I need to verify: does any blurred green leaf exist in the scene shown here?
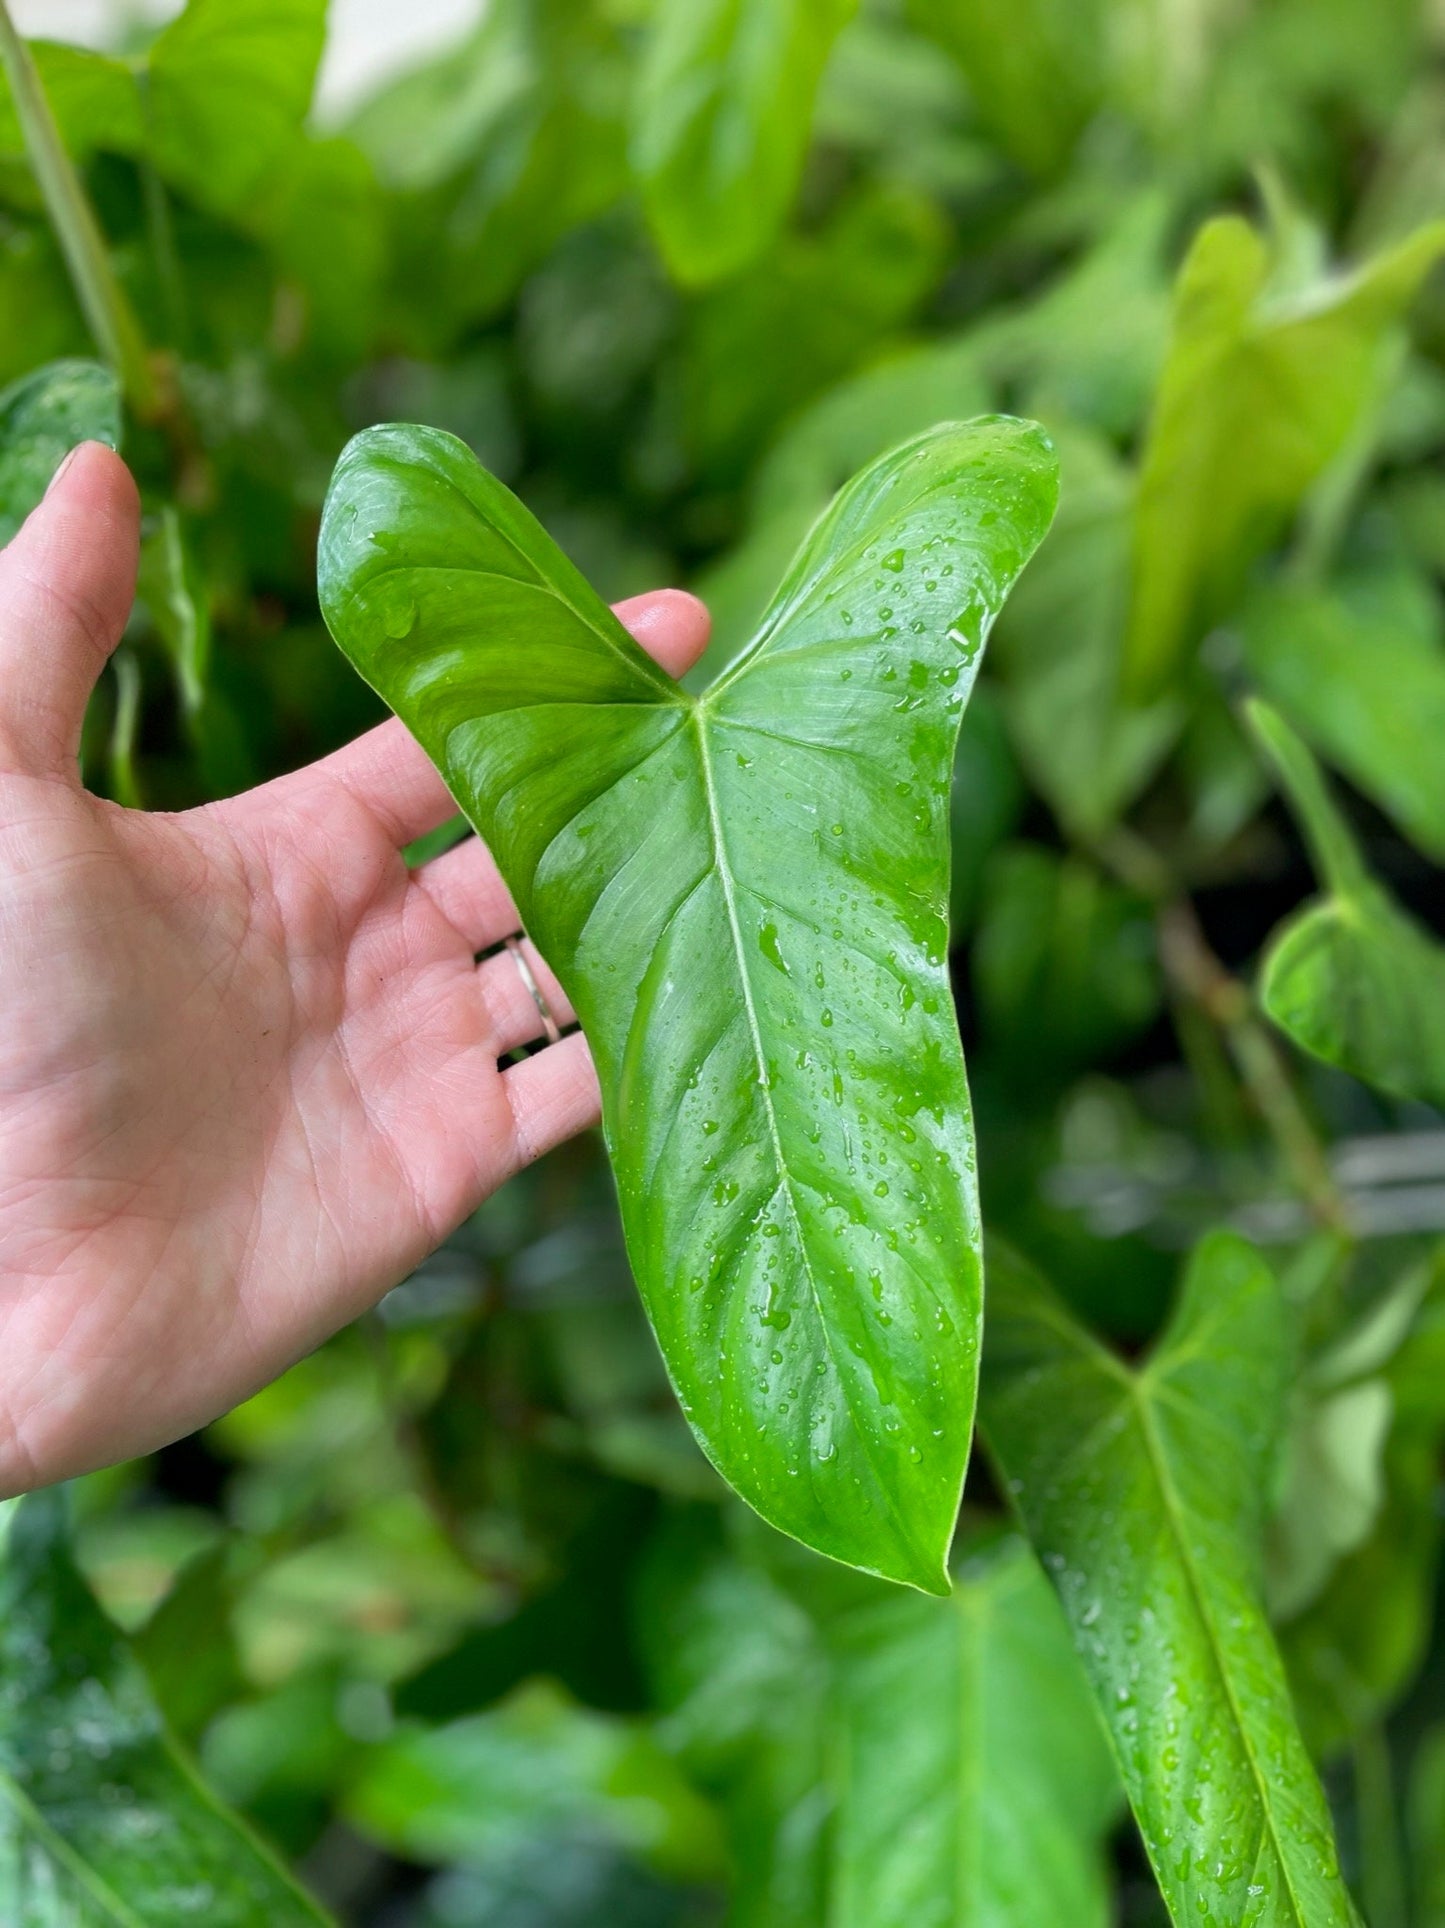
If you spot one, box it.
[1265,1255,1435,1622]
[828,1537,1118,1925]
[146,0,328,218]
[346,1680,723,1880]
[1125,213,1445,698]
[0,356,118,543]
[133,1544,246,1743]
[1411,1724,1445,1926]
[981,1233,1361,1927]
[1280,1246,1445,1760]
[683,180,951,479]
[1266,1385,1392,1622]
[974,843,1161,1078]
[358,0,631,340]
[907,0,1102,177]
[320,417,1058,1591]
[989,424,1181,839]
[0,1491,332,1925]
[692,333,990,676]
[644,1519,1118,1926]
[1247,700,1445,1110]
[632,0,857,287]
[0,42,141,178]
[948,684,1025,939]
[815,13,993,200]
[1240,575,1445,864]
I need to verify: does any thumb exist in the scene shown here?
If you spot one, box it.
[0,441,141,777]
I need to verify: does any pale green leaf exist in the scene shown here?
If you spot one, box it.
[981,1233,1361,1927]
[319,417,1059,1589]
[147,0,328,216]
[0,43,142,171]
[1125,214,1445,697]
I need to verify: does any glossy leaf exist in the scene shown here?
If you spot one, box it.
[981,1233,1361,1927]
[0,358,119,545]
[1240,577,1445,864]
[1247,701,1445,1109]
[632,0,859,287]
[644,1520,1117,1927]
[319,416,1059,1590]
[692,335,990,678]
[0,1492,331,1926]
[1124,214,1445,698]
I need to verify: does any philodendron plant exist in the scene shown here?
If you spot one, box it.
[319,417,1058,1590]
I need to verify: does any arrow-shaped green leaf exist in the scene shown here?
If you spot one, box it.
[641,1519,1119,1928]
[319,417,1058,1590]
[981,1233,1361,1928]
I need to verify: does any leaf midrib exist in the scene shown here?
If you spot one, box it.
[0,1766,144,1927]
[690,706,920,1568]
[1129,1387,1315,1926]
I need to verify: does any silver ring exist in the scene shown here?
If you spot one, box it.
[504,934,561,1045]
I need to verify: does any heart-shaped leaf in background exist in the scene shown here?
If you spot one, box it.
[981,1233,1361,1928]
[1246,699,1445,1110]
[319,417,1058,1590]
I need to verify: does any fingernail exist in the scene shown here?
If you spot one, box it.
[44,444,84,499]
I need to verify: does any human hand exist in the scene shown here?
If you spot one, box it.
[0,444,710,1493]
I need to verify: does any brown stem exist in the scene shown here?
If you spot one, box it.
[1158,899,1352,1235]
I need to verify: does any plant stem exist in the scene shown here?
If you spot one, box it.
[0,0,157,417]
[1092,826,1352,1233]
[1157,898,1353,1235]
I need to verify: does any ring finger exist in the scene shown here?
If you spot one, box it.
[476,933,577,1057]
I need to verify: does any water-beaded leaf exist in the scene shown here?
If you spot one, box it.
[0,359,119,545]
[981,1234,1361,1927]
[1247,700,1445,1110]
[0,1492,331,1926]
[319,417,1059,1591]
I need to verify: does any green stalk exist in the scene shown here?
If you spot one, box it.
[0,0,157,417]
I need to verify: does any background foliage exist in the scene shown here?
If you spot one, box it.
[2,0,1445,1921]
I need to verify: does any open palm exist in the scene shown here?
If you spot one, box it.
[0,444,709,1493]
